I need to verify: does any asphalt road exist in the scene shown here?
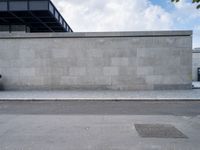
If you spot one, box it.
[0,101,200,116]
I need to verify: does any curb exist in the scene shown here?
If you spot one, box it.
[0,98,200,101]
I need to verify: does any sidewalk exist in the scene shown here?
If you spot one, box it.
[0,89,200,101]
[0,114,200,150]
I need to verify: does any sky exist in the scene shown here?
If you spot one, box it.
[51,0,200,48]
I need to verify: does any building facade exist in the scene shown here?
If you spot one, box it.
[0,0,73,33]
[0,1,194,91]
[193,48,200,81]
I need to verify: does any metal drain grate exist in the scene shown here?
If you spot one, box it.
[135,124,188,139]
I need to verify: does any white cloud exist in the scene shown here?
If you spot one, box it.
[51,0,199,47]
[172,0,200,24]
[172,0,200,48]
[194,26,200,48]
[52,0,173,32]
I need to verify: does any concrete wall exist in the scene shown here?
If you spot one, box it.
[0,31,192,91]
[193,50,200,81]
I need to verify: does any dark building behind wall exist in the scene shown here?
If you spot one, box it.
[0,0,73,33]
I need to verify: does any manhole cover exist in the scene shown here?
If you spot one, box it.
[135,124,188,139]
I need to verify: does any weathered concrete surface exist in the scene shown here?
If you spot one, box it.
[0,31,192,90]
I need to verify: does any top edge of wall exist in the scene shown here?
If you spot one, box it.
[0,30,192,39]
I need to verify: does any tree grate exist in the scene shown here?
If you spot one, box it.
[135,124,188,139]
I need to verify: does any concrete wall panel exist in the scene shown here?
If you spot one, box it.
[0,31,192,90]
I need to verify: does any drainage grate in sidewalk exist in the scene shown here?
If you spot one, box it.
[135,124,188,139]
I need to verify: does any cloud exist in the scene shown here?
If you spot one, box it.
[194,25,200,48]
[52,0,173,32]
[172,0,200,48]
[172,0,200,24]
[51,0,199,47]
